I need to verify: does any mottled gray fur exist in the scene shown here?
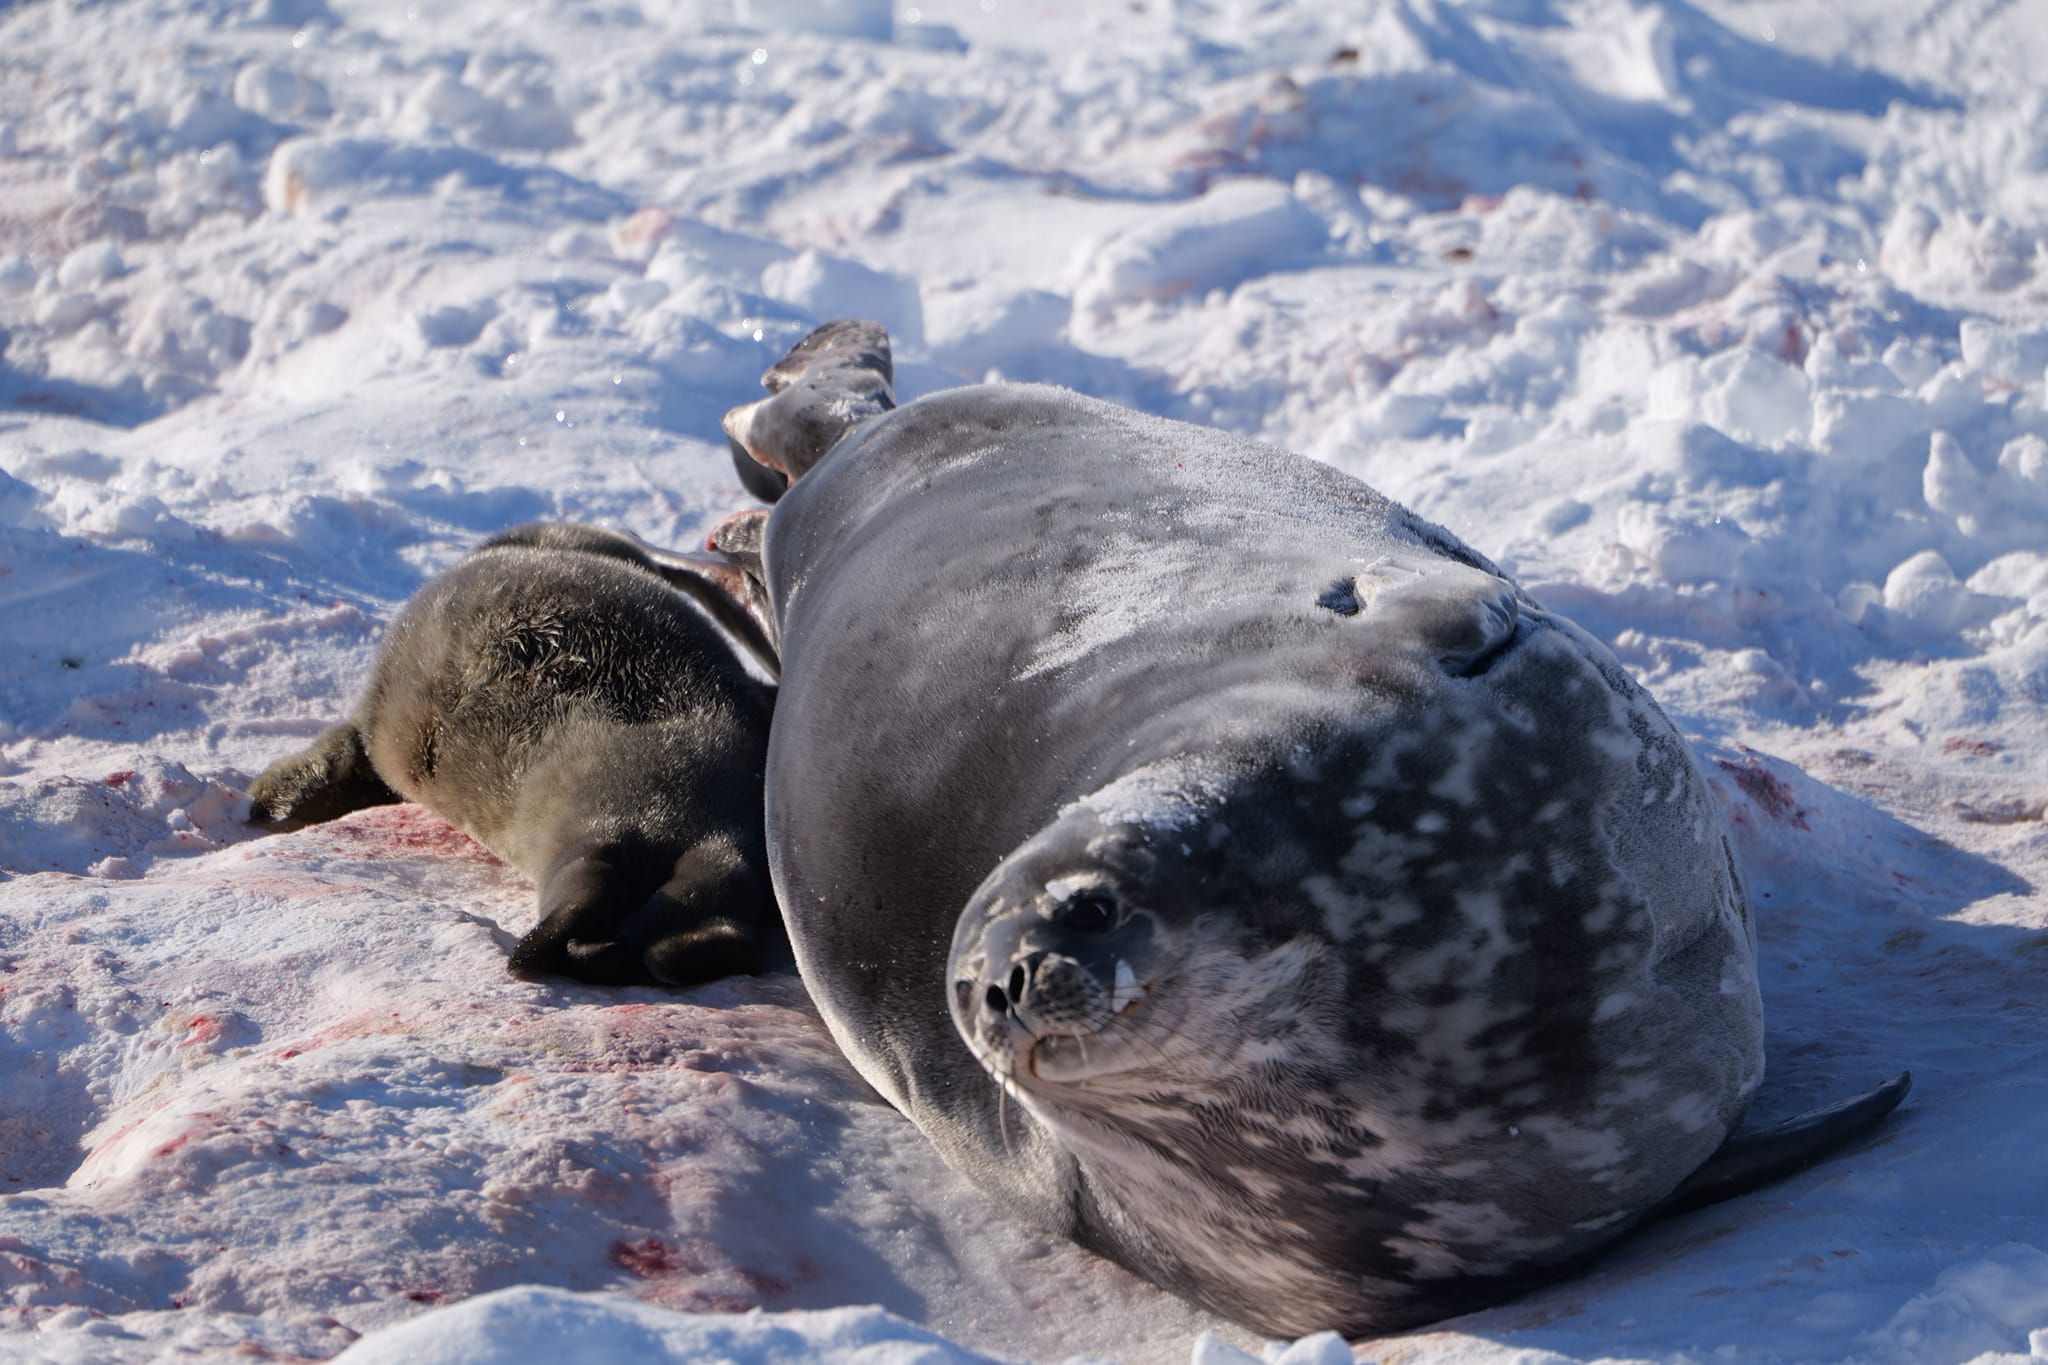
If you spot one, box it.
[730,322,1903,1338]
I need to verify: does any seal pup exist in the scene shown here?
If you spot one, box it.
[719,320,1908,1336]
[248,522,782,989]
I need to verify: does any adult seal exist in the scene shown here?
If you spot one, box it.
[720,321,1908,1337]
[247,522,783,989]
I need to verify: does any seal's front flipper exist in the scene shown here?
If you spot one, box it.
[247,722,403,826]
[723,318,894,489]
[512,836,785,990]
[1660,1071,1912,1217]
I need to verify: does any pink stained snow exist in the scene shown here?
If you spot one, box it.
[1,0,2046,1362]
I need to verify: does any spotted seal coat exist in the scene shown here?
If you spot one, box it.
[247,522,782,988]
[716,320,1906,1337]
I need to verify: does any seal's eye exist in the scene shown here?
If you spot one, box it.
[1054,892,1117,934]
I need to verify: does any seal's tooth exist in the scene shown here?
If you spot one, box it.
[1113,959,1146,1013]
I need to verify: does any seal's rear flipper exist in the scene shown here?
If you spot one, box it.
[511,836,787,989]
[1659,1071,1912,1217]
[723,319,894,490]
[247,722,404,825]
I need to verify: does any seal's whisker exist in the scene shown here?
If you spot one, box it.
[996,1074,1016,1160]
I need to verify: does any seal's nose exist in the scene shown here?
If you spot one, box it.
[968,944,1106,1038]
[985,950,1047,1017]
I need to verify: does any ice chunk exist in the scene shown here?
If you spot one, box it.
[1923,430,1996,533]
[1074,180,1328,313]
[412,300,498,349]
[0,468,52,530]
[233,62,332,122]
[332,1289,1012,1364]
[35,291,99,335]
[733,0,892,40]
[760,249,924,350]
[1882,550,1984,637]
[1866,1244,2048,1363]
[0,253,34,296]
[924,286,1069,375]
[56,240,125,291]
[133,289,253,379]
[1700,346,1811,447]
[1959,318,2048,389]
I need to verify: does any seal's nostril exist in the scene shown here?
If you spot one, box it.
[1007,964,1027,1004]
[984,984,1008,1015]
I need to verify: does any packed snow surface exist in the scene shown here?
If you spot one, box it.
[2,0,2047,1360]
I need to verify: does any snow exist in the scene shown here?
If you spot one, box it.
[0,0,2045,1361]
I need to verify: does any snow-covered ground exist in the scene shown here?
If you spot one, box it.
[3,0,2047,1360]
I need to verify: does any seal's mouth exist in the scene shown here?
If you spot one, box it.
[1024,961,1151,1084]
[957,949,1161,1089]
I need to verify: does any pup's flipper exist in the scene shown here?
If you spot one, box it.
[247,722,403,825]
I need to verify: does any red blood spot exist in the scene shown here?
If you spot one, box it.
[404,1289,446,1303]
[1943,736,2000,758]
[105,770,134,787]
[1716,759,1811,831]
[154,1133,193,1159]
[176,1016,221,1049]
[610,1237,682,1276]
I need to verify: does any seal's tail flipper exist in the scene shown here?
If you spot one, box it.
[723,319,894,494]
[247,722,404,826]
[1659,1071,1912,1217]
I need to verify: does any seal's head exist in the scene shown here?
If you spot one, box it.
[950,788,1346,1107]
[947,772,1393,1331]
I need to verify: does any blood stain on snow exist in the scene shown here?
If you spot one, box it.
[175,1015,221,1048]
[610,1235,686,1276]
[1943,736,2001,758]
[1717,759,1811,831]
[310,805,497,863]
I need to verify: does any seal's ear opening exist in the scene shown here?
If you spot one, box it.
[512,836,787,989]
[722,318,895,488]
